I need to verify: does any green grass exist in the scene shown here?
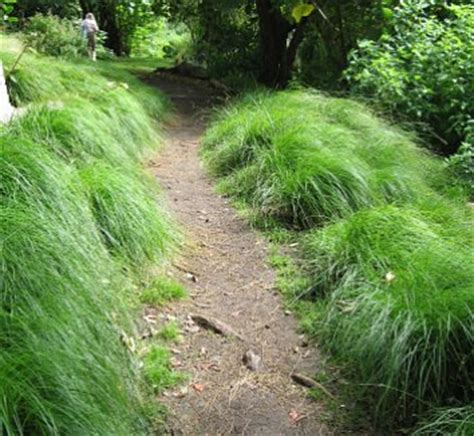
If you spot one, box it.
[202,91,449,228]
[143,346,186,393]
[204,89,473,432]
[140,277,187,307]
[414,406,474,435]
[158,322,183,343]
[0,138,145,434]
[79,162,175,271]
[301,202,474,426]
[1,35,178,433]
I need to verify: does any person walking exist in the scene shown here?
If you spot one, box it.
[81,13,99,62]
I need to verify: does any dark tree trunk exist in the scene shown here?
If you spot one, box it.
[256,0,308,88]
[256,0,291,87]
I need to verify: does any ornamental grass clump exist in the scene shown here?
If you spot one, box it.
[0,138,145,434]
[203,91,445,228]
[414,405,474,435]
[302,203,474,425]
[9,94,155,165]
[79,161,175,270]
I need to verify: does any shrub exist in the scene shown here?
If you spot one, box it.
[447,133,474,199]
[0,138,145,434]
[302,203,474,426]
[203,90,446,228]
[23,13,110,59]
[131,19,191,60]
[346,2,474,155]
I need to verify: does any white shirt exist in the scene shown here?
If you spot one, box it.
[81,18,99,37]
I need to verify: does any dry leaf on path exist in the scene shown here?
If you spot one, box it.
[192,383,205,393]
[288,410,300,425]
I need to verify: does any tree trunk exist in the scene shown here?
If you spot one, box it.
[256,0,308,88]
[256,0,291,87]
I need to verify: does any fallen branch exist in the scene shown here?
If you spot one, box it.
[190,314,245,341]
[291,373,336,400]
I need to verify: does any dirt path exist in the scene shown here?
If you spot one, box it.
[148,74,332,435]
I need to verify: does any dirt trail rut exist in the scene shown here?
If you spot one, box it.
[148,74,332,435]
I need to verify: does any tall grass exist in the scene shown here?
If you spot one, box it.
[2,45,167,118]
[79,161,175,270]
[414,406,474,435]
[203,89,473,431]
[0,138,145,434]
[1,36,177,433]
[8,95,154,165]
[302,203,474,426]
[203,91,446,228]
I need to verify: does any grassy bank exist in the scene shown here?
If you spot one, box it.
[202,91,474,431]
[1,37,180,433]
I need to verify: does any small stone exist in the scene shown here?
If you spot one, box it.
[173,387,188,398]
[243,350,261,371]
[284,310,292,316]
[186,273,198,283]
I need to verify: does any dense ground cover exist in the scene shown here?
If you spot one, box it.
[0,37,180,433]
[203,91,474,432]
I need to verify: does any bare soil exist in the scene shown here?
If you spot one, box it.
[148,74,335,435]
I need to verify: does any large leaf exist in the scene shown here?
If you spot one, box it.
[292,3,315,23]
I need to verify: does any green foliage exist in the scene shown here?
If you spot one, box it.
[140,277,187,307]
[158,322,183,343]
[131,18,191,60]
[23,14,99,58]
[297,0,387,90]
[79,162,174,270]
[1,0,18,24]
[447,137,474,199]
[0,36,176,433]
[0,138,146,434]
[14,0,153,56]
[14,0,80,19]
[203,90,445,228]
[414,406,474,435]
[346,2,474,155]
[143,346,185,393]
[302,203,474,426]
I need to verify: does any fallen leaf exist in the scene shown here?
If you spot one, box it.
[192,383,205,393]
[288,410,300,425]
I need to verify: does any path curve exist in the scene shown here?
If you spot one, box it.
[148,74,331,436]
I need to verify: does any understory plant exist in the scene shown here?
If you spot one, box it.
[79,162,174,270]
[203,88,473,432]
[203,90,446,228]
[346,2,474,155]
[0,138,145,434]
[1,35,177,433]
[302,203,474,425]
